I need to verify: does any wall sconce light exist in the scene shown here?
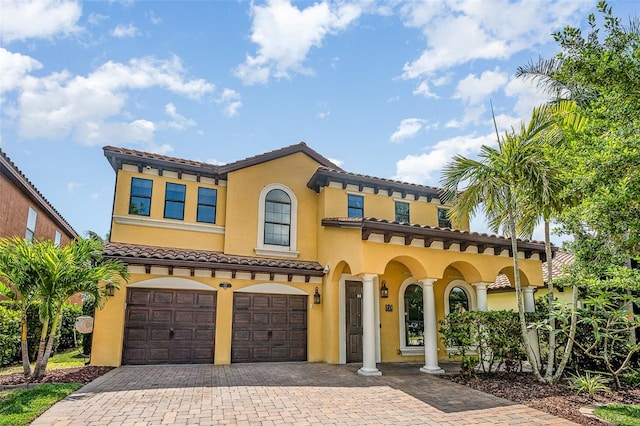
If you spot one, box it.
[105,283,115,297]
[380,280,389,298]
[219,281,232,289]
[313,287,321,304]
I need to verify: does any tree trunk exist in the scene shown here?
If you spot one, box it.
[31,319,49,379]
[544,220,556,380]
[20,311,31,377]
[508,207,544,382]
[553,284,578,383]
[37,306,63,377]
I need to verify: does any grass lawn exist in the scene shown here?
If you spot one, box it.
[594,404,640,426]
[0,383,82,426]
[0,348,89,376]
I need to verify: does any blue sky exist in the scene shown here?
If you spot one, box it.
[1,0,637,242]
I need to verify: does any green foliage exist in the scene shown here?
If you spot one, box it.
[568,371,611,396]
[57,304,82,351]
[439,310,527,375]
[0,305,20,367]
[594,404,640,426]
[0,383,82,426]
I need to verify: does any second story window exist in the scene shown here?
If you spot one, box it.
[395,201,410,223]
[438,207,452,228]
[348,194,364,218]
[129,177,153,216]
[197,187,217,223]
[264,189,291,246]
[54,231,61,246]
[25,207,37,242]
[164,182,186,220]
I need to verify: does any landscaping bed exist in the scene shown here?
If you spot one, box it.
[0,366,113,388]
[445,372,640,425]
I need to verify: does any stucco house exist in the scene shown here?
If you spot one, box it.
[92,142,553,375]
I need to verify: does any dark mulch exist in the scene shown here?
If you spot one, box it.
[444,372,640,425]
[0,366,113,387]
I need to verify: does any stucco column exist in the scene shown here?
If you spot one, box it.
[420,278,444,374]
[522,286,541,368]
[523,287,536,312]
[473,282,489,311]
[358,274,381,376]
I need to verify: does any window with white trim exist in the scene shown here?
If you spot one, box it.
[25,207,37,242]
[437,207,452,228]
[54,231,61,246]
[398,279,425,355]
[444,281,476,315]
[347,194,364,218]
[255,184,298,258]
[395,201,410,222]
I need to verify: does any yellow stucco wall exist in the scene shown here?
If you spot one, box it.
[110,168,227,252]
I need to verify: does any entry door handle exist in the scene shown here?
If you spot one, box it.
[169,328,174,338]
[268,330,273,340]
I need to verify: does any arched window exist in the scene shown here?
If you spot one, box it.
[255,184,299,258]
[264,189,291,246]
[404,284,424,347]
[444,281,476,315]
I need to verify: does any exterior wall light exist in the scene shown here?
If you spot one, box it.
[105,283,115,297]
[380,280,389,298]
[219,281,232,289]
[313,287,321,304]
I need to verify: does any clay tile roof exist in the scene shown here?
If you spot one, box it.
[489,250,575,290]
[103,242,324,276]
[0,148,78,238]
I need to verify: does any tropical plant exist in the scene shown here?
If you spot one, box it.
[31,237,128,378]
[440,104,563,382]
[568,371,611,396]
[0,238,39,376]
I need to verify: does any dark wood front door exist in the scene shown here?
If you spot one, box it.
[123,288,216,365]
[345,281,363,363]
[231,293,307,363]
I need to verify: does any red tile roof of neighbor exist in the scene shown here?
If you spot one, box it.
[489,251,575,290]
[103,242,325,278]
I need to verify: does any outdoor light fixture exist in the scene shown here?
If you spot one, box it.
[313,287,321,304]
[380,280,389,298]
[219,281,232,289]
[105,283,115,297]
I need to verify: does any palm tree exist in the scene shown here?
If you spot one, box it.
[0,237,38,377]
[31,237,128,378]
[440,105,558,382]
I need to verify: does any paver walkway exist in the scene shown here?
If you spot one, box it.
[32,363,577,425]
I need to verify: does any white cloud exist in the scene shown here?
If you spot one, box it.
[454,69,508,105]
[400,0,591,80]
[235,0,361,85]
[412,81,438,99]
[13,55,214,149]
[394,133,497,185]
[0,48,43,93]
[88,12,108,26]
[67,181,81,192]
[111,24,139,38]
[1,0,82,43]
[327,157,343,168]
[164,103,196,130]
[216,88,242,117]
[504,77,551,119]
[390,118,432,143]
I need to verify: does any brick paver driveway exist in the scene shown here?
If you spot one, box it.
[32,363,577,425]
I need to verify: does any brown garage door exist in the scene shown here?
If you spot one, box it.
[123,288,216,365]
[232,293,307,363]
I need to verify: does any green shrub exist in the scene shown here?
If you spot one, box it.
[0,305,21,366]
[57,304,82,351]
[568,371,612,396]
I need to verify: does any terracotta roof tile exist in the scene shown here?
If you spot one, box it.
[489,251,575,290]
[103,242,324,275]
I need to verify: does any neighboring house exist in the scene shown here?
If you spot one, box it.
[93,142,552,375]
[488,251,575,310]
[0,148,77,244]
[0,148,80,303]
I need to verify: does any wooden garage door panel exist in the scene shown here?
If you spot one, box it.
[231,293,307,363]
[123,288,216,365]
